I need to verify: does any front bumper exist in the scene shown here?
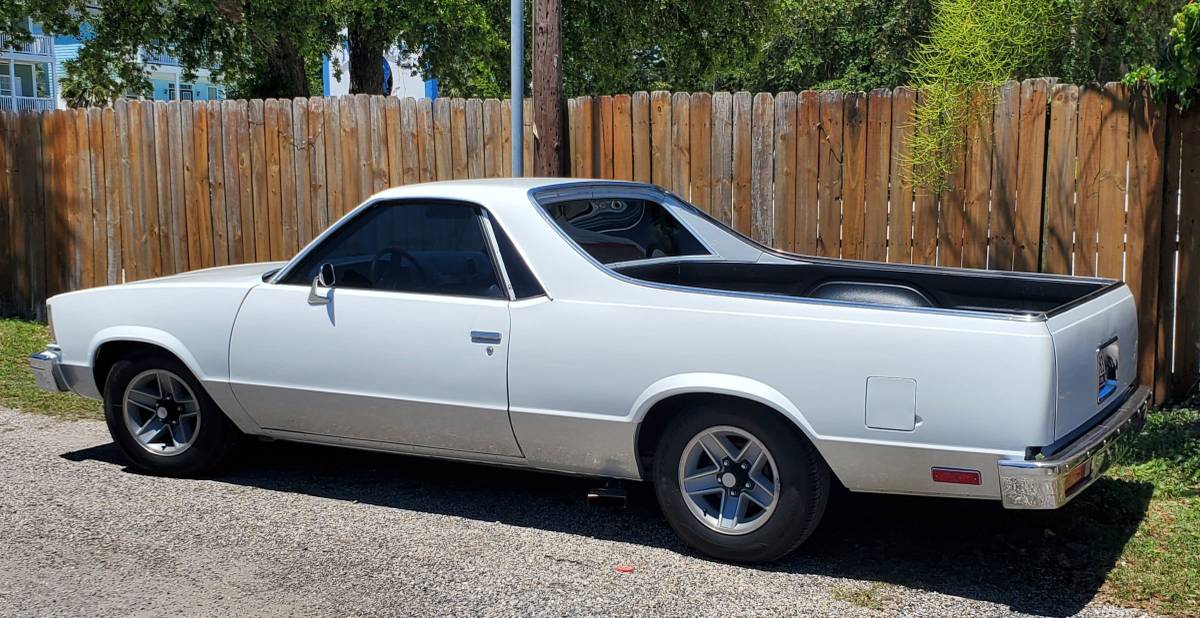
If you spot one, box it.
[997,385,1149,509]
[29,346,69,393]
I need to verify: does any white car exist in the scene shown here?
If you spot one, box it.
[30,178,1149,562]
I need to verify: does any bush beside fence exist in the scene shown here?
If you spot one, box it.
[0,83,1198,401]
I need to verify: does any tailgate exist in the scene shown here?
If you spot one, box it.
[1045,284,1138,441]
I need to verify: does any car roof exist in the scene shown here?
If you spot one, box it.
[367,177,652,203]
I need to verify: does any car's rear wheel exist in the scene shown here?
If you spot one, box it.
[103,352,241,476]
[652,402,830,563]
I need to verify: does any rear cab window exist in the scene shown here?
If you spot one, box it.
[541,198,710,264]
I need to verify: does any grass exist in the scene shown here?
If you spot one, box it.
[0,318,1196,614]
[0,318,100,420]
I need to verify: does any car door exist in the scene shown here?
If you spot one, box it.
[227,200,522,457]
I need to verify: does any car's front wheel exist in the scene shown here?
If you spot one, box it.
[103,352,241,476]
[652,402,830,563]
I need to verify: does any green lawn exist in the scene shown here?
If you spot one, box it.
[0,318,1195,615]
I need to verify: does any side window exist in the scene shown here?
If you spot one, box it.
[541,198,709,264]
[489,220,545,299]
[281,201,505,298]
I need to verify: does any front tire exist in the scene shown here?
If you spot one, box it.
[652,402,830,563]
[103,352,241,476]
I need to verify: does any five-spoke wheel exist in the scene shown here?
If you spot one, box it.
[678,425,779,534]
[122,369,202,456]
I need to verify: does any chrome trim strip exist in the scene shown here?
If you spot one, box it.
[997,385,1149,509]
[478,210,516,301]
[526,183,1088,323]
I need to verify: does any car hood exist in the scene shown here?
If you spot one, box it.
[124,262,289,287]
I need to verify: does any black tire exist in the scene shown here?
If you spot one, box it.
[652,401,830,563]
[103,351,242,476]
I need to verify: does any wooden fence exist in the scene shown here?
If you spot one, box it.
[0,83,1198,402]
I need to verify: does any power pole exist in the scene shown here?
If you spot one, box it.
[533,0,563,177]
[510,0,524,176]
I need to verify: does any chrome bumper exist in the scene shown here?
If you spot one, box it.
[997,386,1149,509]
[28,346,69,393]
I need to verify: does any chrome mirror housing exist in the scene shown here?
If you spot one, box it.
[308,263,336,305]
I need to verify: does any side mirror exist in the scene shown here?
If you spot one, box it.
[318,262,336,288]
[308,263,336,305]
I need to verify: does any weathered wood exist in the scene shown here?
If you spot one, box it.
[597,95,615,180]
[566,98,579,177]
[320,96,342,224]
[989,81,1020,270]
[1042,85,1079,274]
[731,92,752,236]
[231,100,254,262]
[579,96,595,178]
[841,92,867,261]
[771,92,796,250]
[164,104,186,271]
[816,91,843,258]
[631,92,651,184]
[73,110,94,287]
[1014,79,1048,272]
[367,96,388,192]
[501,99,512,176]
[218,101,243,267]
[1174,106,1200,397]
[1126,89,1165,391]
[0,113,10,310]
[450,98,469,180]
[671,92,691,196]
[1097,82,1130,279]
[1158,104,1184,401]
[533,0,564,176]
[276,99,298,256]
[961,88,994,270]
[307,98,329,234]
[650,91,671,187]
[416,98,436,182]
[190,101,215,269]
[264,99,284,261]
[116,101,138,281]
[354,95,372,199]
[613,94,633,181]
[465,98,485,179]
[888,87,916,264]
[750,93,774,245]
[292,98,312,246]
[1075,84,1104,277]
[338,96,360,206]
[796,91,820,256]
[711,92,734,226]
[938,141,967,268]
[483,98,504,178]
[205,100,229,267]
[433,98,453,181]
[689,93,713,214]
[399,98,420,185]
[863,89,891,262]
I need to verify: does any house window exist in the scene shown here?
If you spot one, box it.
[207,86,218,100]
[166,83,193,101]
[0,75,20,98]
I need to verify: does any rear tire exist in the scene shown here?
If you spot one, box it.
[652,401,830,563]
[103,352,241,476]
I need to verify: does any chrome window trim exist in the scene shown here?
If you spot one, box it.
[527,182,1113,323]
[478,210,516,301]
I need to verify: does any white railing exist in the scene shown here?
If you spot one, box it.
[142,51,181,66]
[0,96,56,112]
[0,34,54,57]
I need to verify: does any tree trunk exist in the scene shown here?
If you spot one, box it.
[533,0,564,176]
[348,23,389,95]
[254,34,310,98]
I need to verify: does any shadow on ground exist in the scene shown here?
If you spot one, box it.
[63,440,1151,617]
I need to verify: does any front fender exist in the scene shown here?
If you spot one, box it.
[89,326,210,382]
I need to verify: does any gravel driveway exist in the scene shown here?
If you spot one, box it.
[0,407,1152,617]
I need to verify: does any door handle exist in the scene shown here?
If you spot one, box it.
[470,331,503,344]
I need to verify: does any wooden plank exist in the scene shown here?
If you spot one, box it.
[689,93,713,213]
[863,89,891,262]
[250,99,272,258]
[190,101,215,269]
[277,99,299,256]
[1097,82,1130,279]
[566,98,579,176]
[1173,106,1200,396]
[164,103,187,272]
[178,101,198,270]
[100,107,123,283]
[817,91,844,258]
[523,98,534,176]
[338,96,360,206]
[771,92,796,250]
[731,92,753,236]
[483,98,504,178]
[989,81,1020,270]
[840,93,867,260]
[417,98,436,182]
[86,109,109,284]
[382,97,402,187]
[650,91,671,187]
[465,98,484,179]
[710,92,734,226]
[399,98,420,185]
[887,87,916,263]
[613,95,633,181]
[0,113,10,309]
[631,92,651,183]
[1126,89,1166,391]
[72,110,94,288]
[1042,84,1079,274]
[205,100,229,267]
[292,98,312,247]
[116,101,138,281]
[132,103,159,279]
[1013,79,1049,271]
[151,103,174,274]
[18,113,40,311]
[307,98,329,234]
[1158,104,1183,401]
[40,112,60,299]
[579,96,595,178]
[750,93,774,245]
[597,95,615,179]
[450,98,468,180]
[794,91,820,255]
[11,114,30,307]
[1075,84,1104,276]
[501,99,512,176]
[671,92,691,196]
[354,95,372,199]
[961,88,994,270]
[231,100,255,262]
[367,96,388,193]
[264,99,284,260]
[320,97,342,223]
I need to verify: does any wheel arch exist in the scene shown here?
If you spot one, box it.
[630,374,826,478]
[89,327,209,392]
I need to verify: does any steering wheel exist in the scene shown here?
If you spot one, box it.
[369,245,430,289]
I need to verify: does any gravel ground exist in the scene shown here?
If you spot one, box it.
[0,407,1155,617]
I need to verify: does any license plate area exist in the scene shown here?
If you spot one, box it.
[1097,337,1119,403]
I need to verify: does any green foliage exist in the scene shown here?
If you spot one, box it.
[1057,0,1184,84]
[1125,1,1200,108]
[906,0,1062,192]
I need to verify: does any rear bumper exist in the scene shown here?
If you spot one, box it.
[997,385,1149,509]
[28,346,69,393]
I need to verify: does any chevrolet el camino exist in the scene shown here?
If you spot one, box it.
[30,179,1149,562]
